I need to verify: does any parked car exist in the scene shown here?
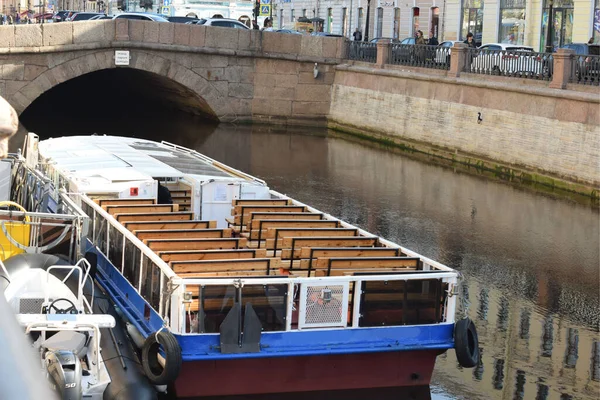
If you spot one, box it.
[562,43,600,83]
[390,37,416,63]
[168,16,198,24]
[112,13,169,22]
[275,29,303,35]
[434,40,462,64]
[186,18,249,29]
[67,12,104,21]
[89,14,109,20]
[311,32,343,37]
[470,43,544,76]
[369,37,399,43]
[52,10,74,22]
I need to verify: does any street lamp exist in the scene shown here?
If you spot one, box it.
[545,0,553,53]
[363,0,371,41]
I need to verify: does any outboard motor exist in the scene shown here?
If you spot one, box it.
[45,350,83,400]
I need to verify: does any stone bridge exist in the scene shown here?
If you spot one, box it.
[0,21,346,123]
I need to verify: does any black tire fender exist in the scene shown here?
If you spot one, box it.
[141,330,182,385]
[454,318,479,368]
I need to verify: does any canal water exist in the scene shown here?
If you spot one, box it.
[17,109,600,400]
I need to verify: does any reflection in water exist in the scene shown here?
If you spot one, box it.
[514,370,526,400]
[492,359,505,390]
[542,316,554,358]
[20,118,600,400]
[564,329,579,368]
[519,309,531,339]
[592,342,600,382]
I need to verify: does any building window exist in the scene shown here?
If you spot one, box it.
[499,0,526,45]
[358,7,364,35]
[393,8,400,39]
[412,7,420,36]
[302,9,306,17]
[291,9,295,22]
[327,8,333,33]
[461,0,484,45]
[593,0,600,44]
[430,7,440,39]
[540,0,574,52]
[342,7,348,37]
[376,7,383,38]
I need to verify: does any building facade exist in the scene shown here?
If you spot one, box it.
[274,0,598,51]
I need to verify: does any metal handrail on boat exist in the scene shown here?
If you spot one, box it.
[176,271,458,333]
[77,194,176,322]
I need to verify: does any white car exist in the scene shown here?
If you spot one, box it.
[112,12,169,22]
[470,43,546,76]
[185,18,249,29]
[435,40,462,64]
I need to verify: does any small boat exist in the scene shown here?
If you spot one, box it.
[0,193,158,398]
[17,133,479,397]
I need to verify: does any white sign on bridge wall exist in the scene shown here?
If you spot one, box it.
[114,50,130,66]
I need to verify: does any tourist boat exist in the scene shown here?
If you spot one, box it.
[18,132,479,397]
[0,164,158,399]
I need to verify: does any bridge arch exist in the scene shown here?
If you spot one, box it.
[11,49,236,121]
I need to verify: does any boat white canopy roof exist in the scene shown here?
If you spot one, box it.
[38,135,246,182]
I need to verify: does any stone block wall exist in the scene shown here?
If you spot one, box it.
[330,67,600,188]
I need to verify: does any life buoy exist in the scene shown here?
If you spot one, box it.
[141,330,182,385]
[454,317,479,368]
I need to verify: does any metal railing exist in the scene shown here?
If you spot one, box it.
[176,272,458,334]
[466,48,553,80]
[347,41,377,63]
[569,54,600,86]
[78,194,177,324]
[390,44,451,70]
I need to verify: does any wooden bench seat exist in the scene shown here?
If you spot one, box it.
[278,237,380,260]
[172,258,279,275]
[124,220,216,232]
[311,257,420,276]
[246,219,339,241]
[158,249,267,263]
[105,204,178,215]
[145,238,247,251]
[232,199,291,206]
[264,228,360,251]
[134,229,232,241]
[97,198,155,207]
[287,247,404,271]
[231,205,307,226]
[115,212,194,223]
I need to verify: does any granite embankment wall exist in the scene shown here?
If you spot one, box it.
[329,64,600,193]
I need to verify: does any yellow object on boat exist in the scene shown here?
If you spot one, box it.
[0,201,31,261]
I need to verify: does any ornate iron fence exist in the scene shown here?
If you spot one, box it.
[390,44,451,70]
[569,54,600,86]
[466,48,553,81]
[348,41,378,63]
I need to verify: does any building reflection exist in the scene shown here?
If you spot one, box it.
[433,279,599,400]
